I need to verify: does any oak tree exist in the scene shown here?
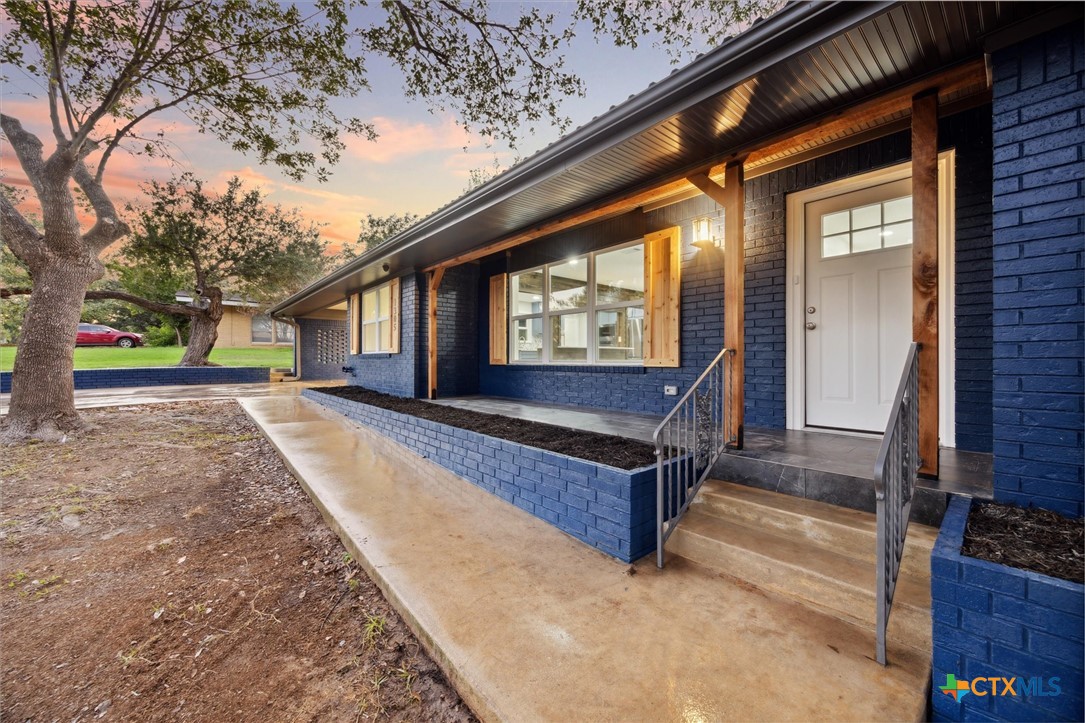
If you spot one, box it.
[88,174,327,366]
[0,0,581,441]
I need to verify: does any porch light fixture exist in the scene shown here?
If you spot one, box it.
[692,216,723,250]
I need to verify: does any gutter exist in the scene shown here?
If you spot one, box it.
[271,1,894,317]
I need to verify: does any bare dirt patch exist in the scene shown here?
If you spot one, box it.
[314,385,657,470]
[1,400,475,722]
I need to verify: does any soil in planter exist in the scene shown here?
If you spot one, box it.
[314,386,657,470]
[962,501,1083,583]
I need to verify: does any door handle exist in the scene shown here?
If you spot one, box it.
[805,322,817,330]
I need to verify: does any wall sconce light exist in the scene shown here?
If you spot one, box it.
[692,216,723,250]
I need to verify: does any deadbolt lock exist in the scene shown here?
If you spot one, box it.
[806,306,816,314]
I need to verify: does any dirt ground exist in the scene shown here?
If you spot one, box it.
[0,401,475,722]
[315,386,657,469]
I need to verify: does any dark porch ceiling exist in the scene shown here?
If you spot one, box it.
[274,1,1070,319]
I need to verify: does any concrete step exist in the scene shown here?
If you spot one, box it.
[281,376,299,382]
[269,372,286,382]
[669,507,931,652]
[692,479,937,578]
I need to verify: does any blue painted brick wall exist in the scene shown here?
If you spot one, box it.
[931,496,1084,722]
[346,273,423,397]
[297,317,348,381]
[991,26,1085,517]
[1,366,269,393]
[420,264,479,397]
[303,388,657,562]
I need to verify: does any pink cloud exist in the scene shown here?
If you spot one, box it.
[346,115,474,164]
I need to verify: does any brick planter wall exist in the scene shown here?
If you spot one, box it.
[0,366,269,393]
[302,388,657,562]
[931,496,1084,722]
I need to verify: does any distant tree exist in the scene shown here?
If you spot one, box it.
[85,175,327,366]
[0,242,30,346]
[338,212,421,262]
[464,157,508,194]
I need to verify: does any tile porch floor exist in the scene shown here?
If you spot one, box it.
[429,395,993,498]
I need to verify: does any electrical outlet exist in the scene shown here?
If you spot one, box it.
[664,385,678,396]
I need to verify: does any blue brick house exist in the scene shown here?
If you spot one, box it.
[275,3,1082,714]
[278,0,1081,512]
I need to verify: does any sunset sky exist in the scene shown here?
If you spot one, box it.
[2,5,704,252]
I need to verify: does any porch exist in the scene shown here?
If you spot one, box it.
[429,395,993,526]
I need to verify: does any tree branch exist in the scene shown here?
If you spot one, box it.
[0,193,46,266]
[70,1,172,155]
[43,0,77,140]
[83,289,199,317]
[1,114,48,194]
[72,158,130,251]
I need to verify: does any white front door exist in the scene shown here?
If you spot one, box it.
[803,178,914,433]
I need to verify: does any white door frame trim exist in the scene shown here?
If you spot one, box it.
[785,152,957,446]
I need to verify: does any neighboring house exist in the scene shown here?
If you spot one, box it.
[273,1,1083,713]
[174,292,296,348]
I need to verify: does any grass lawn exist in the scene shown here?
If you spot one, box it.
[0,346,292,371]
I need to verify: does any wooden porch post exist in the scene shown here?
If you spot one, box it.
[428,268,445,399]
[912,91,939,477]
[723,161,745,449]
[687,162,746,448]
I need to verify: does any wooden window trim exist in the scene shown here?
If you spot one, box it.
[360,278,401,354]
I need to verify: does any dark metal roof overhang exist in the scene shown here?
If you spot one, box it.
[273,1,1068,319]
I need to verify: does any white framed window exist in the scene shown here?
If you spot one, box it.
[820,194,913,258]
[361,281,394,353]
[509,240,645,365]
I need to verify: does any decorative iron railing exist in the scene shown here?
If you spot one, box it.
[654,347,737,568]
[873,342,921,665]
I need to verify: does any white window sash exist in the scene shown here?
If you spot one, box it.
[508,240,645,366]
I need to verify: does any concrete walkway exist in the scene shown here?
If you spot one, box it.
[242,396,930,723]
[0,380,337,415]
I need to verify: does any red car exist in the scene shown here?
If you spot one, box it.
[76,323,144,348]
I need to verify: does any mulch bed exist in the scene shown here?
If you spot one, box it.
[962,501,1084,583]
[313,386,657,470]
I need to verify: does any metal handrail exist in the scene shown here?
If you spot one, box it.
[873,342,922,666]
[654,347,737,568]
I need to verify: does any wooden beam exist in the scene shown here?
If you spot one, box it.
[912,90,939,477]
[686,172,730,207]
[722,162,745,450]
[746,58,986,168]
[427,267,445,399]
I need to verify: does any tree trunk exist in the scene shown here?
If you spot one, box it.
[178,287,223,366]
[174,325,183,347]
[1,256,102,443]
